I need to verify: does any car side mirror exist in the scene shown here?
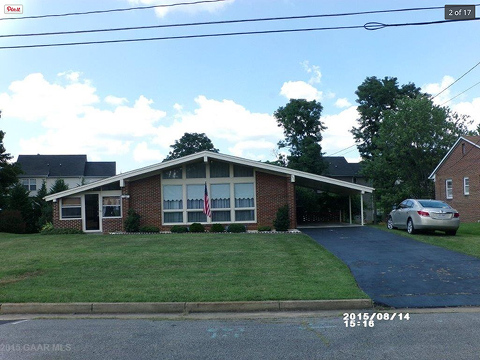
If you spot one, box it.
[392,204,397,210]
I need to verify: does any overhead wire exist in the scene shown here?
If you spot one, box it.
[0,0,228,21]
[0,18,478,50]
[432,60,480,100]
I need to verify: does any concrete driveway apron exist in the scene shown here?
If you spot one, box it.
[302,227,480,308]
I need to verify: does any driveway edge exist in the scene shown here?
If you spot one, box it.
[0,299,372,314]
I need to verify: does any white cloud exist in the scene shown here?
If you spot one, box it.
[422,75,455,105]
[280,81,322,101]
[133,142,165,162]
[452,97,480,130]
[322,106,359,157]
[301,61,322,84]
[105,95,128,106]
[57,70,82,82]
[1,72,166,163]
[127,0,234,18]
[228,140,277,160]
[334,98,351,108]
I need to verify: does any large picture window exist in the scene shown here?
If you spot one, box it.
[210,161,230,178]
[187,184,206,223]
[61,197,81,219]
[234,183,255,221]
[102,196,121,217]
[163,185,183,223]
[186,162,206,178]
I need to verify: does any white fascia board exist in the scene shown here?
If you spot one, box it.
[428,136,480,179]
[44,151,374,201]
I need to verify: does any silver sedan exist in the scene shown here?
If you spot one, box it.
[387,199,460,235]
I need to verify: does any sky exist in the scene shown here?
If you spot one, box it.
[1,0,479,174]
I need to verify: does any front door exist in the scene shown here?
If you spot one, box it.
[85,194,100,231]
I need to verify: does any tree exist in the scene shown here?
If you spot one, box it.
[363,95,470,214]
[164,133,219,161]
[7,183,36,233]
[0,131,21,209]
[351,76,422,160]
[274,99,327,175]
[34,181,50,229]
[49,179,69,194]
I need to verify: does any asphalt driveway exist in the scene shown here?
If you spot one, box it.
[302,226,480,308]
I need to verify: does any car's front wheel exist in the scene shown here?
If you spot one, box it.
[387,216,394,230]
[407,218,416,234]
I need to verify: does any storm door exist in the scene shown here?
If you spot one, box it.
[85,194,100,231]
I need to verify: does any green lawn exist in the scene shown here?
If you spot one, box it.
[0,232,368,303]
[374,222,480,259]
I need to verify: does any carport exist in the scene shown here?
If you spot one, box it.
[289,171,374,227]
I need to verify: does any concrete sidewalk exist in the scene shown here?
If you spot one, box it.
[0,299,372,315]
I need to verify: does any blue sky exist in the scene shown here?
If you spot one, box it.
[1,0,479,173]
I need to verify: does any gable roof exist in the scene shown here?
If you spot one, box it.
[16,155,116,178]
[324,156,362,177]
[428,136,480,179]
[45,151,374,202]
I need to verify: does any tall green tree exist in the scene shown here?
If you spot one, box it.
[164,133,219,161]
[274,99,327,175]
[364,95,470,214]
[8,183,36,233]
[0,131,21,209]
[351,76,422,160]
[49,179,69,194]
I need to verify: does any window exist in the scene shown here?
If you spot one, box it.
[102,196,121,217]
[162,167,182,179]
[21,178,36,191]
[186,162,206,178]
[187,184,206,223]
[464,177,470,195]
[446,179,453,199]
[211,184,230,209]
[210,161,230,178]
[234,183,255,221]
[163,185,183,209]
[61,197,81,219]
[462,143,466,155]
[234,165,253,177]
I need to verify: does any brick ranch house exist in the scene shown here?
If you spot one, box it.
[429,135,480,223]
[45,151,374,233]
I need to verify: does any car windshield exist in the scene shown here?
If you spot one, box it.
[417,200,451,209]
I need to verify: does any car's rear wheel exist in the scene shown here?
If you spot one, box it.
[407,218,416,234]
[387,216,394,230]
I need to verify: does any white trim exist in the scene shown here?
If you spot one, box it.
[464,177,469,195]
[446,179,453,199]
[429,136,480,179]
[45,151,374,202]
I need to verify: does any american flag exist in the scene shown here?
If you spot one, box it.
[203,182,211,218]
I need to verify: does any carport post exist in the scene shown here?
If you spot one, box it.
[360,191,364,225]
[348,196,352,224]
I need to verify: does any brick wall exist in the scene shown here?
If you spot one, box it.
[435,139,480,222]
[103,218,123,233]
[52,201,82,231]
[125,175,162,229]
[256,171,296,229]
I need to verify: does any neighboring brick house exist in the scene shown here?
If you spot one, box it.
[429,136,480,222]
[45,151,374,233]
[16,155,116,196]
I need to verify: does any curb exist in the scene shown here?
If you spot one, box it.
[0,299,372,315]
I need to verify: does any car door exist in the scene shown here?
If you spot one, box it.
[395,200,411,228]
[392,200,408,227]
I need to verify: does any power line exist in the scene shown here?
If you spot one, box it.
[0,0,227,21]
[0,9,467,39]
[0,18,478,50]
[432,60,480,99]
[441,80,480,106]
[328,144,357,156]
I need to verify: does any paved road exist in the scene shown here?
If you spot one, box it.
[302,227,480,308]
[1,312,479,359]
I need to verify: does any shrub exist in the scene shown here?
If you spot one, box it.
[124,209,141,232]
[273,204,290,231]
[227,224,246,233]
[40,227,84,235]
[171,225,189,233]
[258,225,272,232]
[210,223,225,233]
[139,225,160,233]
[0,210,27,234]
[189,223,205,233]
